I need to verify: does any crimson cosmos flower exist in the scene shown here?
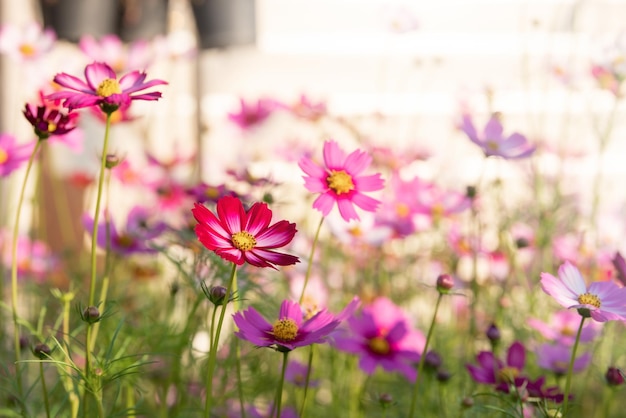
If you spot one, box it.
[23,102,79,140]
[192,196,299,269]
[46,61,167,113]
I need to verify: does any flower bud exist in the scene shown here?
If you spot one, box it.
[486,323,501,343]
[515,237,530,249]
[33,343,51,360]
[83,306,100,324]
[437,369,452,383]
[105,154,121,169]
[466,185,477,199]
[424,350,442,370]
[606,367,625,386]
[208,285,227,306]
[461,397,474,408]
[379,393,394,406]
[436,274,454,293]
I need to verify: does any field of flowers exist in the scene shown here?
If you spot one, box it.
[2,8,626,418]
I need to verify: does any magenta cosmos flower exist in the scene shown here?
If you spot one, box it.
[23,102,79,140]
[333,297,425,381]
[0,134,35,177]
[192,196,299,269]
[541,261,626,322]
[299,140,385,222]
[233,299,356,351]
[46,61,167,113]
[461,114,535,159]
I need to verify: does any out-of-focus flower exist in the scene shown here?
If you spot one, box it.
[591,32,626,96]
[606,367,625,386]
[192,196,299,269]
[299,140,385,222]
[23,102,79,140]
[333,297,425,381]
[540,261,626,322]
[288,94,327,121]
[612,251,626,287]
[47,61,167,113]
[0,134,36,177]
[414,181,471,225]
[187,182,236,204]
[1,232,58,282]
[83,206,166,255]
[79,34,156,73]
[228,97,279,130]
[0,22,55,62]
[460,114,535,159]
[528,310,600,346]
[233,299,352,351]
[536,343,591,376]
[89,101,135,124]
[285,359,318,387]
[374,174,422,238]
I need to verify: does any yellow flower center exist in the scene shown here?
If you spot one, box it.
[396,202,410,218]
[0,148,8,164]
[47,122,57,133]
[368,336,390,355]
[487,140,500,151]
[272,318,299,342]
[327,170,355,195]
[560,326,575,337]
[96,78,122,97]
[115,235,135,248]
[19,43,36,56]
[431,203,445,220]
[577,292,601,308]
[231,231,256,251]
[497,366,519,384]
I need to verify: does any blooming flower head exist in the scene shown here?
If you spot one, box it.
[413,180,472,225]
[192,196,299,268]
[540,261,626,322]
[460,114,535,159]
[285,359,318,387]
[0,22,56,62]
[79,34,156,74]
[299,140,385,222]
[333,297,425,381]
[46,61,167,113]
[83,206,166,256]
[536,343,591,377]
[528,310,600,346]
[228,97,279,130]
[1,231,58,282]
[0,134,36,177]
[288,94,327,121]
[233,299,351,351]
[466,341,527,392]
[23,102,79,140]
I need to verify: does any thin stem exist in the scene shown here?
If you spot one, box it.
[298,216,324,305]
[275,351,289,418]
[40,362,51,418]
[408,293,443,418]
[231,269,246,418]
[204,263,237,418]
[561,315,586,415]
[10,139,42,403]
[298,345,315,418]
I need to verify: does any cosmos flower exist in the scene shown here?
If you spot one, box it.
[298,140,385,222]
[1,231,58,282]
[333,297,425,381]
[540,261,626,322]
[23,102,79,140]
[228,97,279,130]
[233,298,356,351]
[612,251,626,287]
[527,310,600,346]
[78,34,156,74]
[413,180,472,224]
[83,206,166,255]
[0,22,55,62]
[46,61,167,113]
[536,343,591,377]
[192,196,299,269]
[0,134,36,177]
[460,114,535,159]
[288,94,327,121]
[285,359,319,387]
[466,341,528,392]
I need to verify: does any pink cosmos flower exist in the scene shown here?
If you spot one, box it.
[228,97,279,130]
[536,343,591,377]
[1,232,57,282]
[413,180,472,224]
[528,310,600,346]
[233,298,356,351]
[23,102,79,140]
[288,94,327,121]
[0,134,36,177]
[0,22,55,62]
[374,174,422,238]
[540,261,626,322]
[460,114,535,159]
[79,34,156,73]
[466,341,527,392]
[333,297,425,381]
[46,61,167,112]
[192,196,299,269]
[299,140,385,222]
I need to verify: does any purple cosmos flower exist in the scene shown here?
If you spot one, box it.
[536,343,591,377]
[46,61,167,113]
[527,310,600,346]
[192,196,299,269]
[540,261,626,322]
[0,134,36,177]
[333,297,425,381]
[23,102,79,140]
[233,299,356,352]
[467,341,527,391]
[461,114,535,159]
[285,359,318,387]
[83,206,166,255]
[612,251,626,287]
[299,140,385,222]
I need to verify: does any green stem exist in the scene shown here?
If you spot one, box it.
[298,345,315,418]
[10,139,42,404]
[274,351,289,418]
[204,263,237,418]
[408,293,443,418]
[231,270,246,418]
[298,216,324,305]
[561,315,586,416]
[40,362,51,418]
